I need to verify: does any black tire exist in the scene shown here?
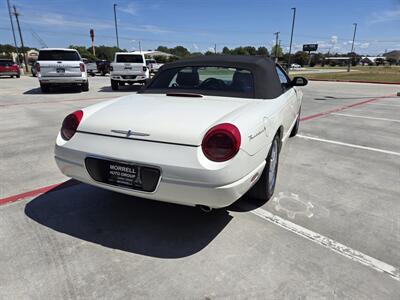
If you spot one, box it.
[40,83,50,93]
[289,109,301,137]
[16,74,20,78]
[82,81,89,92]
[111,79,119,90]
[248,135,280,201]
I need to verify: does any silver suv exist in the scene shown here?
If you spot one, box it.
[36,48,89,93]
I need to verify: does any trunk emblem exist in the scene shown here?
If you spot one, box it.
[111,129,150,137]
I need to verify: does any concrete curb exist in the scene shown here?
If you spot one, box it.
[309,78,400,85]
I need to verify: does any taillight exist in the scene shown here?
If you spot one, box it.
[80,63,85,72]
[61,110,83,141]
[35,63,40,72]
[143,66,147,72]
[202,123,241,162]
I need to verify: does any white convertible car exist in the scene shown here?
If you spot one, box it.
[55,56,307,210]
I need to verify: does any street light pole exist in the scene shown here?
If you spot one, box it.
[347,23,357,72]
[287,7,296,73]
[7,0,20,65]
[274,32,280,63]
[113,4,119,48]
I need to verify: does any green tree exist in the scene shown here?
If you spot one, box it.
[256,46,269,57]
[69,45,96,61]
[170,46,190,57]
[222,46,231,55]
[243,46,257,56]
[271,45,283,59]
[293,51,308,66]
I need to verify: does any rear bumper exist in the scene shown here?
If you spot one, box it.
[54,132,266,208]
[0,71,19,76]
[110,73,148,82]
[39,77,87,84]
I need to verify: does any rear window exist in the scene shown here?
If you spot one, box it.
[0,60,14,66]
[116,54,144,63]
[38,50,80,61]
[143,66,255,98]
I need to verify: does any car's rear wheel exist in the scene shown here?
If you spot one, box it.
[40,83,50,93]
[111,79,119,90]
[16,74,20,78]
[248,134,280,201]
[290,109,301,137]
[82,81,89,92]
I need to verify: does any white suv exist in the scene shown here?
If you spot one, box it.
[36,48,89,93]
[110,52,149,90]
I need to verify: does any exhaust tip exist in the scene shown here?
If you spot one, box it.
[196,205,212,213]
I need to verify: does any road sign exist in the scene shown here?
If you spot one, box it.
[303,44,318,52]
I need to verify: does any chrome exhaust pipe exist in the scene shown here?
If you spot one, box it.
[197,205,212,213]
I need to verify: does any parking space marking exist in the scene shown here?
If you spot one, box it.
[297,135,400,157]
[250,207,400,281]
[331,113,400,123]
[0,180,78,206]
[300,94,395,122]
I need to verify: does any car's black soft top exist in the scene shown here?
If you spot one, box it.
[140,55,283,99]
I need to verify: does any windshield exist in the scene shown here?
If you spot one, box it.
[38,50,80,61]
[116,54,144,63]
[144,66,254,98]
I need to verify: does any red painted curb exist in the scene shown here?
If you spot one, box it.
[0,183,62,206]
[300,95,395,122]
[309,78,400,85]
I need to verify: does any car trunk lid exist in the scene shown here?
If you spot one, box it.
[79,94,254,146]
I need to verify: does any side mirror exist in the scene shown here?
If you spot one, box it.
[291,76,308,86]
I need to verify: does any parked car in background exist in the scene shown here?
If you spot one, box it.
[110,52,149,90]
[146,59,163,73]
[54,56,308,210]
[36,48,89,92]
[86,60,111,76]
[31,61,38,77]
[0,59,20,78]
[290,63,302,69]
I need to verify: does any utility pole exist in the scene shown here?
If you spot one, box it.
[113,4,119,48]
[287,7,296,73]
[12,5,28,72]
[139,40,142,53]
[347,23,357,72]
[274,32,280,62]
[214,43,217,54]
[7,0,20,65]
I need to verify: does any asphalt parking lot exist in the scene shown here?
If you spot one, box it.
[1,76,399,299]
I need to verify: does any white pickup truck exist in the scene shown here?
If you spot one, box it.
[110,52,150,90]
[36,48,89,93]
[146,59,163,73]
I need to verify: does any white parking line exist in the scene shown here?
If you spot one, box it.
[250,207,400,281]
[297,135,400,157]
[331,113,400,123]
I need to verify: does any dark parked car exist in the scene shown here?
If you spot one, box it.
[87,60,111,76]
[31,61,38,77]
[0,59,20,78]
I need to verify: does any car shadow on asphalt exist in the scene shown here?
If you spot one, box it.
[99,85,143,92]
[24,180,232,258]
[24,86,82,94]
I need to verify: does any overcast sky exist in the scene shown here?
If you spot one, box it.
[1,0,399,55]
